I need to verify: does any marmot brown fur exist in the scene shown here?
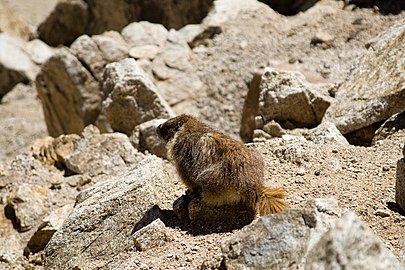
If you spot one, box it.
[157,114,288,215]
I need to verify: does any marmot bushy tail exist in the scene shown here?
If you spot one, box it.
[259,187,289,215]
[157,114,289,217]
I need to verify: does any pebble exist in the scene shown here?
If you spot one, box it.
[373,209,390,218]
[296,167,306,176]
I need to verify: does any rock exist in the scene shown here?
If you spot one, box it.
[133,218,171,251]
[310,31,335,48]
[262,120,287,137]
[303,122,349,146]
[373,111,405,145]
[37,0,88,46]
[36,47,102,137]
[64,125,145,176]
[129,45,160,60]
[178,24,222,48]
[152,29,205,110]
[27,204,74,253]
[0,234,23,263]
[220,209,311,269]
[25,39,55,65]
[217,198,343,269]
[396,156,405,210]
[98,58,173,135]
[121,21,169,51]
[305,211,404,270]
[91,31,128,63]
[6,183,49,232]
[0,33,38,101]
[70,35,107,81]
[258,0,319,15]
[323,23,405,136]
[44,156,168,269]
[241,68,333,141]
[130,119,168,159]
[0,3,33,40]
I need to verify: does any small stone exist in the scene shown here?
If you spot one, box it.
[133,218,171,251]
[297,167,306,176]
[129,45,160,60]
[373,209,390,218]
[382,165,390,172]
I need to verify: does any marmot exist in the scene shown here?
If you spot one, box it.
[157,114,288,215]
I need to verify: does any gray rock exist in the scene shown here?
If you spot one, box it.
[323,23,405,136]
[6,183,49,232]
[396,157,405,210]
[64,125,145,176]
[218,198,343,269]
[44,156,168,269]
[98,58,173,135]
[305,211,404,270]
[241,68,332,142]
[0,234,23,263]
[27,204,74,253]
[152,29,205,109]
[133,218,171,251]
[25,39,55,65]
[373,111,405,145]
[130,119,168,159]
[121,21,168,50]
[37,0,88,46]
[70,35,107,81]
[304,122,349,146]
[0,33,38,100]
[91,31,128,63]
[36,47,102,137]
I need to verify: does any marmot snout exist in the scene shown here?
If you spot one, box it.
[157,114,288,215]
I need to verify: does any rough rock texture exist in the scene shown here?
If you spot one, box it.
[133,218,172,251]
[37,0,88,46]
[241,68,333,142]
[219,198,343,269]
[0,234,23,263]
[44,156,172,269]
[373,111,405,145]
[91,31,129,63]
[6,184,49,232]
[323,23,405,136]
[37,0,213,46]
[396,146,405,210]
[130,118,168,159]
[0,33,38,100]
[27,204,74,253]
[303,122,349,146]
[36,48,102,137]
[31,125,145,177]
[98,58,173,135]
[306,211,404,270]
[70,35,107,81]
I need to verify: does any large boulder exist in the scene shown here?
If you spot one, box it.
[240,68,333,142]
[217,198,343,269]
[97,58,173,135]
[36,48,102,137]
[305,211,404,269]
[323,23,405,139]
[44,156,176,269]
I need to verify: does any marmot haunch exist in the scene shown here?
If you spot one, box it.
[157,114,288,215]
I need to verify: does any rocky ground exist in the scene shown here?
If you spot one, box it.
[0,0,404,269]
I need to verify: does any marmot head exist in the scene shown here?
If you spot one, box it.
[157,114,197,143]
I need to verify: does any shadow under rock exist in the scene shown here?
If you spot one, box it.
[132,195,255,236]
[386,201,405,217]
